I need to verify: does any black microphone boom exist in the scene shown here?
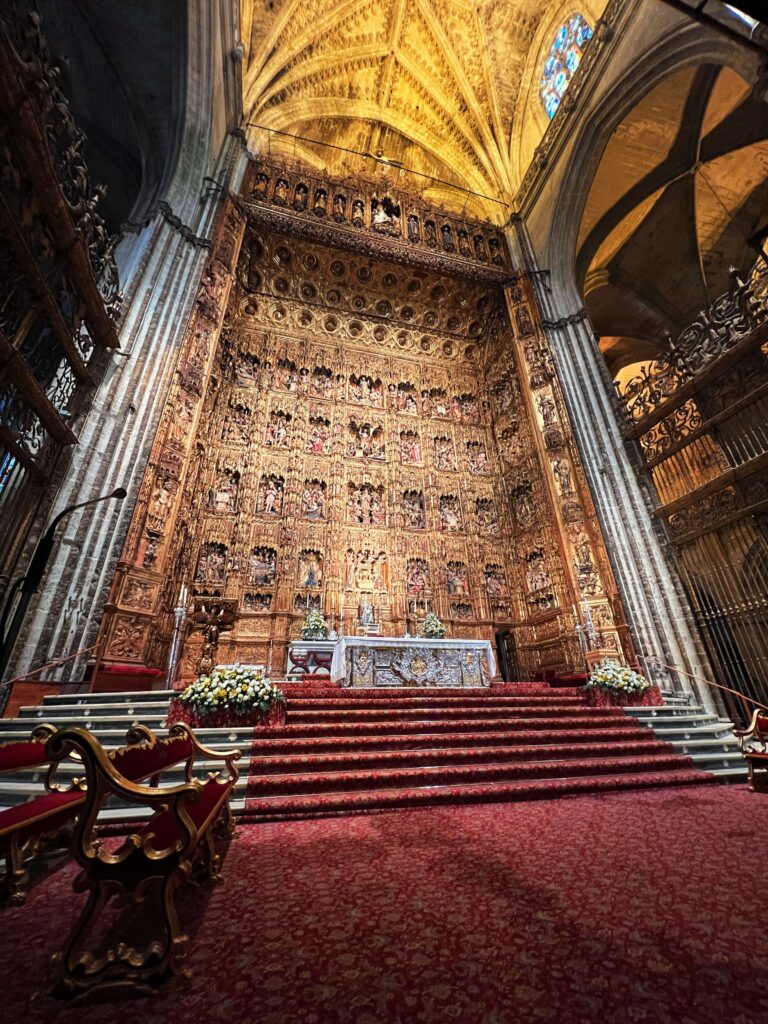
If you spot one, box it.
[0,487,127,683]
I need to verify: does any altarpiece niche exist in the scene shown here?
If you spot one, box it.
[99,162,634,679]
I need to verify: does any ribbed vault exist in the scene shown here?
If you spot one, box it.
[241,0,599,221]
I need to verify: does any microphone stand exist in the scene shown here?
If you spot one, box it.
[0,488,127,681]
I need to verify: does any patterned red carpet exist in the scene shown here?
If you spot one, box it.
[243,685,711,819]
[5,784,768,1023]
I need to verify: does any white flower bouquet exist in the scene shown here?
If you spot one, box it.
[422,612,446,640]
[177,664,285,721]
[301,608,329,640]
[586,659,649,695]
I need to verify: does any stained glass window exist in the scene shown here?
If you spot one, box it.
[540,14,593,120]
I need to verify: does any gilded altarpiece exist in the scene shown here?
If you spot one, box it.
[100,164,632,679]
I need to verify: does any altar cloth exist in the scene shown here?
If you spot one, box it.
[330,636,497,688]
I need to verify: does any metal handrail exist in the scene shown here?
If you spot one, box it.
[5,641,103,689]
[637,654,768,721]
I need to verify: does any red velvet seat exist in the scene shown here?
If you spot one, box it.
[0,790,85,838]
[138,778,232,852]
[0,736,55,773]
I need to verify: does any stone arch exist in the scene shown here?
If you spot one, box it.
[543,24,762,287]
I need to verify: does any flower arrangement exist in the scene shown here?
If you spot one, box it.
[177,664,285,721]
[587,659,649,695]
[301,607,329,640]
[422,611,446,640]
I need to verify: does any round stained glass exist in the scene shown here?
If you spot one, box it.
[540,13,593,119]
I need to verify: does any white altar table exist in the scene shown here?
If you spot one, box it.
[330,636,497,688]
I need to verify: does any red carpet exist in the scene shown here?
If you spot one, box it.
[3,785,768,1023]
[243,685,711,819]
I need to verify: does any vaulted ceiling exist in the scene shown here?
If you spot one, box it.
[241,0,592,221]
[581,65,768,372]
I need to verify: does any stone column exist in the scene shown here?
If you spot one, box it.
[512,237,716,710]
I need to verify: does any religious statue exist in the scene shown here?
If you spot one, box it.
[301,482,326,520]
[235,351,259,385]
[485,567,507,598]
[431,391,449,417]
[273,178,288,205]
[399,431,422,465]
[299,551,323,588]
[249,547,276,586]
[313,188,328,216]
[333,194,346,221]
[208,469,238,512]
[441,224,455,252]
[148,476,174,526]
[407,214,420,243]
[489,236,504,266]
[403,491,426,529]
[406,559,429,594]
[424,220,437,247]
[253,172,269,198]
[306,421,330,454]
[349,374,382,407]
[371,196,400,235]
[476,499,499,533]
[194,543,226,585]
[446,563,467,596]
[570,526,593,566]
[398,390,418,414]
[371,553,388,591]
[259,477,283,515]
[170,396,195,444]
[311,368,334,399]
[466,442,488,473]
[292,183,308,211]
[359,596,375,627]
[351,198,365,227]
[458,230,471,257]
[474,234,488,261]
[439,496,462,532]
[537,392,557,427]
[191,601,236,675]
[514,486,535,529]
[265,413,289,447]
[525,552,551,593]
[221,408,246,443]
[433,436,456,472]
[552,458,573,496]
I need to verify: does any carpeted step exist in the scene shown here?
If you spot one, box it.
[283,695,588,711]
[251,714,642,740]
[246,752,693,798]
[278,685,584,699]
[240,770,715,821]
[249,724,657,756]
[284,706,625,724]
[248,738,674,775]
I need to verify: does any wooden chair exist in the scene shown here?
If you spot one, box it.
[734,709,768,792]
[0,724,85,904]
[45,722,241,998]
[0,723,175,905]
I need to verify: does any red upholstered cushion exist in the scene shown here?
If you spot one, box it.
[137,779,232,853]
[756,714,768,738]
[110,734,193,782]
[0,789,85,839]
[0,738,51,773]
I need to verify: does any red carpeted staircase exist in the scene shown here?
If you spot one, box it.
[241,684,714,821]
